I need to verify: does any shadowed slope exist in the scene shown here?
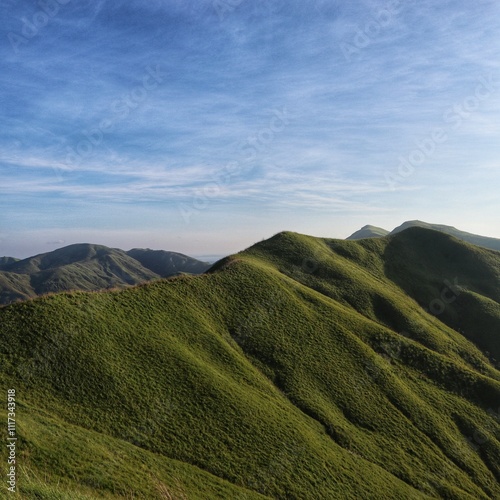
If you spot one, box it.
[384,227,500,361]
[0,256,19,269]
[347,220,500,253]
[127,248,211,276]
[391,221,500,252]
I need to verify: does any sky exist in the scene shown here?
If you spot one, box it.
[1,0,499,258]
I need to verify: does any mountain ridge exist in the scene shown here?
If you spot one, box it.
[0,243,210,305]
[1,227,499,498]
[0,256,19,269]
[347,220,500,252]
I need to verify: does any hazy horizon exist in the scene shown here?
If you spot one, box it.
[2,1,499,258]
[3,219,500,260]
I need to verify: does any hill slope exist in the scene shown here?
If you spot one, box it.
[346,224,389,240]
[0,244,211,305]
[127,248,210,276]
[0,256,19,269]
[391,221,500,252]
[1,228,499,498]
[348,220,500,252]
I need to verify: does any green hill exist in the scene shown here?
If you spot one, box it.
[0,228,499,498]
[0,244,211,305]
[126,248,210,276]
[348,220,500,253]
[391,221,500,252]
[346,224,390,240]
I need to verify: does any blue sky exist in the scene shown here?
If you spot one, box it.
[1,0,499,258]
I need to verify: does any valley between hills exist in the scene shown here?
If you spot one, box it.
[1,226,499,498]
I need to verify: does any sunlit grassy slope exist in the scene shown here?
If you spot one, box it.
[1,227,499,498]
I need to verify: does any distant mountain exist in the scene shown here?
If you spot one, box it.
[126,248,210,276]
[0,243,211,305]
[1,227,499,498]
[348,220,500,252]
[346,224,389,240]
[0,256,19,269]
[391,220,500,251]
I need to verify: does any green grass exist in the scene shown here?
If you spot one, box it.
[0,407,266,499]
[1,228,499,498]
[390,220,500,252]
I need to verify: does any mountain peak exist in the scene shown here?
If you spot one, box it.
[0,244,211,304]
[346,225,389,240]
[348,221,500,252]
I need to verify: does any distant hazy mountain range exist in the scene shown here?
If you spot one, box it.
[348,220,500,251]
[0,243,210,305]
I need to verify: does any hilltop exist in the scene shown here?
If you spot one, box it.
[346,224,389,240]
[0,228,499,498]
[0,243,211,305]
[347,220,500,252]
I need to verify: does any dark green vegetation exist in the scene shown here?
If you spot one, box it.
[392,221,500,252]
[0,257,19,269]
[0,244,210,305]
[1,228,499,498]
[348,220,500,252]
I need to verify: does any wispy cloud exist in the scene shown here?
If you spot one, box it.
[1,0,500,256]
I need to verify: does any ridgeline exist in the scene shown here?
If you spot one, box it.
[1,227,499,498]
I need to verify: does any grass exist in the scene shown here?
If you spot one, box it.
[1,227,499,498]
[0,407,266,499]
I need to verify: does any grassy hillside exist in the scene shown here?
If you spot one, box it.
[347,220,500,253]
[1,228,499,498]
[0,244,210,305]
[391,220,500,252]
